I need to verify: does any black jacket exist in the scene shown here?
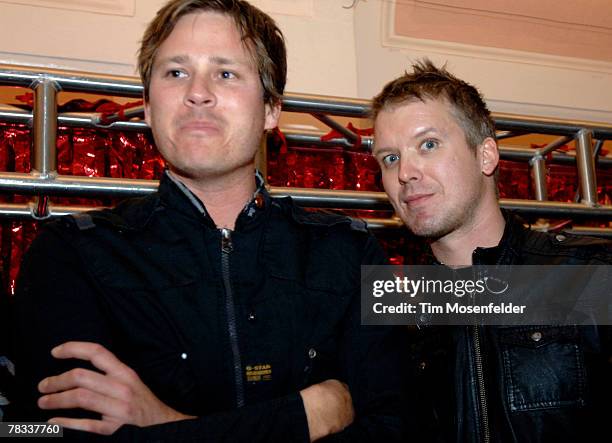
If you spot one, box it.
[10,173,405,442]
[406,213,612,443]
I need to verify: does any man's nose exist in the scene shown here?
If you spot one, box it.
[398,155,423,185]
[184,77,216,107]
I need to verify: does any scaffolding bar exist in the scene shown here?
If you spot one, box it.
[312,114,359,143]
[2,65,612,138]
[32,79,58,176]
[0,66,143,97]
[2,197,612,222]
[530,155,548,201]
[575,129,598,205]
[536,136,574,157]
[0,172,158,197]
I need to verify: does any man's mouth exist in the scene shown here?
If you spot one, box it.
[402,193,434,207]
[180,120,220,134]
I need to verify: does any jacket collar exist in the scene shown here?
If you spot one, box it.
[158,169,270,230]
[426,210,527,265]
[472,210,526,265]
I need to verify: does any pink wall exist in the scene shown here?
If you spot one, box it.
[394,0,612,62]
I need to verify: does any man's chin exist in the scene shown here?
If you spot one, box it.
[170,160,256,182]
[403,217,446,239]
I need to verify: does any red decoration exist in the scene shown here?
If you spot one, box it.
[266,126,382,191]
[0,123,31,173]
[1,106,611,294]
[1,97,167,295]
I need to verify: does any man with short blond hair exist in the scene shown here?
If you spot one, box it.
[373,59,612,443]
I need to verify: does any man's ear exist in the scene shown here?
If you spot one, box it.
[480,137,499,176]
[264,100,282,130]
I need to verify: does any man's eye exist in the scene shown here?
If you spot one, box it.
[220,71,236,79]
[167,70,187,78]
[420,139,438,151]
[382,154,400,167]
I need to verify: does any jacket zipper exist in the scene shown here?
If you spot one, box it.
[472,325,490,443]
[221,228,245,408]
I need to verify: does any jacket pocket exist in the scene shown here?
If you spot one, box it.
[499,325,587,411]
[244,276,348,396]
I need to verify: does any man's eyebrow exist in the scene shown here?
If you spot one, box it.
[372,126,440,153]
[209,56,241,66]
[413,127,439,138]
[155,55,189,66]
[372,145,391,155]
[155,55,246,68]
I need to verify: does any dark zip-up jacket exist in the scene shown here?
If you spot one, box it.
[10,173,406,442]
[405,213,612,443]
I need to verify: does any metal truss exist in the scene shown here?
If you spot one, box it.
[1,64,611,234]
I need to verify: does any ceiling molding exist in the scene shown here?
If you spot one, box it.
[381,0,612,75]
[0,0,135,16]
[250,0,314,17]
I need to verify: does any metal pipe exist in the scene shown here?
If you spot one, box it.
[282,94,370,118]
[495,131,524,140]
[312,114,358,143]
[2,65,612,138]
[2,172,612,217]
[1,108,605,165]
[493,113,612,140]
[593,139,604,159]
[0,105,31,124]
[0,172,158,197]
[529,155,548,201]
[0,65,143,97]
[499,198,612,218]
[363,217,612,236]
[363,217,404,230]
[95,105,145,125]
[0,202,102,220]
[575,129,598,205]
[564,226,612,238]
[0,106,149,131]
[284,131,373,150]
[32,79,59,176]
[0,203,33,219]
[1,106,607,165]
[536,136,573,157]
[270,186,391,209]
[60,113,149,131]
[499,145,612,166]
[2,199,612,227]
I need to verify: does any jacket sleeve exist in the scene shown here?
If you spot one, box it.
[10,226,311,443]
[115,394,309,442]
[10,226,116,427]
[319,233,408,442]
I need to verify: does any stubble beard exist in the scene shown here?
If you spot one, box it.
[402,188,483,241]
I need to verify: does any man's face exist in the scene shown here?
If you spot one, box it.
[144,11,280,181]
[374,99,487,239]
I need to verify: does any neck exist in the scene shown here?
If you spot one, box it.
[170,166,256,230]
[431,200,505,267]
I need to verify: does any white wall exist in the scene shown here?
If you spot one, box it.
[2,0,611,125]
[0,0,358,98]
[353,0,612,124]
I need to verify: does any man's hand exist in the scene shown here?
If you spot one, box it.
[300,379,354,442]
[37,341,195,435]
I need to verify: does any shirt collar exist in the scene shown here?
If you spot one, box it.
[164,169,268,221]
